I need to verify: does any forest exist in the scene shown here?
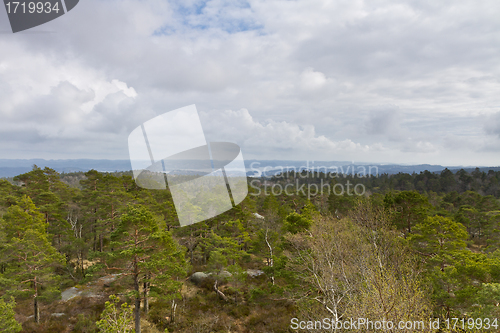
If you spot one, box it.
[1,165,500,332]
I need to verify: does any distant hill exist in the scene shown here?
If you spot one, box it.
[0,159,132,177]
[0,158,498,178]
[244,160,500,177]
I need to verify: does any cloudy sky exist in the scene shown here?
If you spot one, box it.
[1,0,500,166]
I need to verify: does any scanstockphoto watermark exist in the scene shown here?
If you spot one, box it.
[290,318,428,331]
[128,105,248,227]
[249,161,380,179]
[248,161,379,199]
[290,317,499,331]
[290,317,428,330]
[250,178,366,199]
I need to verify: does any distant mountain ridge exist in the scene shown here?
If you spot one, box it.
[0,159,499,178]
[0,159,133,177]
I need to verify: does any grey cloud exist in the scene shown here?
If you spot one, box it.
[0,0,499,165]
[364,107,400,136]
[85,92,138,134]
[400,140,438,154]
[485,112,500,138]
[12,82,94,123]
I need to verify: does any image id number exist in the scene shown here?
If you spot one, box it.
[5,2,60,14]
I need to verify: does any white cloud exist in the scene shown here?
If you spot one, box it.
[299,68,330,91]
[81,79,137,112]
[200,108,374,160]
[0,0,499,165]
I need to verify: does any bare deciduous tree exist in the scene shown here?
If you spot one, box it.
[286,201,432,332]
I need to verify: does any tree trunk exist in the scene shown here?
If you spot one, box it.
[170,300,177,323]
[133,252,141,333]
[93,224,97,251]
[134,271,141,333]
[143,274,149,315]
[265,228,275,285]
[34,276,40,323]
[135,298,141,333]
[214,280,228,302]
[34,296,39,323]
[80,251,85,277]
[143,293,149,315]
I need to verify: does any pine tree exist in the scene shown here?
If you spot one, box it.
[0,297,22,333]
[105,204,188,333]
[0,196,65,323]
[409,215,469,316]
[13,167,76,253]
[384,191,430,235]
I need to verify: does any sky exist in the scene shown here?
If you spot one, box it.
[0,0,500,166]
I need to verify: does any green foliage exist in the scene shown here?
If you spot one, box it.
[4,166,500,331]
[5,227,65,298]
[96,295,135,333]
[328,184,360,216]
[146,228,189,301]
[283,212,311,234]
[1,195,47,238]
[205,219,250,268]
[410,216,468,258]
[105,204,188,332]
[207,249,227,274]
[300,200,319,220]
[409,215,500,316]
[384,190,430,234]
[249,287,266,301]
[0,195,65,323]
[472,283,500,318]
[73,314,99,333]
[0,297,22,333]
